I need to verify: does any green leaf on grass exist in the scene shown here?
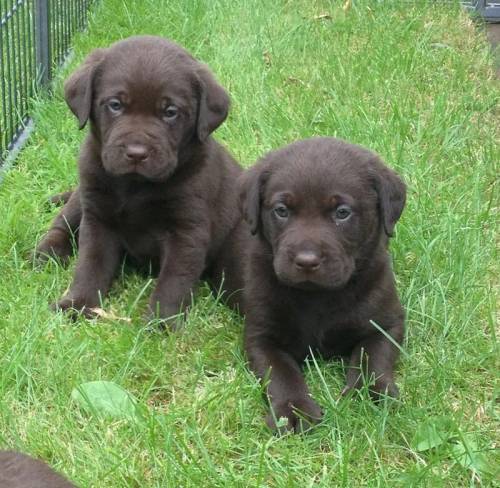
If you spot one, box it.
[450,435,495,476]
[412,416,453,452]
[71,381,141,421]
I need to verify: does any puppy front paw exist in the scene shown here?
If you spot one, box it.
[342,379,399,401]
[52,296,98,319]
[266,396,323,434]
[370,379,399,400]
[145,302,185,332]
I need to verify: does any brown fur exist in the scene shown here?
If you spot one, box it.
[0,451,75,487]
[212,137,406,432]
[35,36,242,328]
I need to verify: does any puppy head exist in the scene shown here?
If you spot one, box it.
[239,137,406,290]
[64,36,229,181]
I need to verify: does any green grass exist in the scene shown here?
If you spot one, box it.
[0,0,498,486]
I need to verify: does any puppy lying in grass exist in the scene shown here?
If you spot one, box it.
[212,137,406,432]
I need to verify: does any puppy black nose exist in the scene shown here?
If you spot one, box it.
[294,251,321,271]
[125,144,149,162]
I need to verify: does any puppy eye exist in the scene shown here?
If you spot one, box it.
[163,105,178,121]
[335,204,352,221]
[107,98,123,114]
[273,204,289,219]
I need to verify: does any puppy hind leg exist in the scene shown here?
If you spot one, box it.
[49,190,74,205]
[35,189,82,264]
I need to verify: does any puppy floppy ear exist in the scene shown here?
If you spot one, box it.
[238,165,269,235]
[196,64,230,141]
[370,157,406,237]
[64,48,106,129]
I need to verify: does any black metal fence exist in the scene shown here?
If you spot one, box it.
[0,0,94,165]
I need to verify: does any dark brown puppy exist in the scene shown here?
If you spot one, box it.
[35,36,242,327]
[0,451,75,487]
[212,137,406,432]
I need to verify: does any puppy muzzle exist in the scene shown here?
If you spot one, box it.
[273,246,355,290]
[101,144,177,181]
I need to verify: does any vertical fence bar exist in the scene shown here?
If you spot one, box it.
[35,0,50,86]
[6,1,15,149]
[20,1,28,119]
[0,17,8,158]
[27,0,35,86]
[15,0,24,123]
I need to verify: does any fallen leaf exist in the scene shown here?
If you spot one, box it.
[412,416,454,452]
[263,50,272,67]
[89,307,131,322]
[450,435,495,476]
[313,13,332,21]
[72,381,142,421]
[286,76,305,86]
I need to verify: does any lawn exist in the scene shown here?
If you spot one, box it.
[0,0,498,486]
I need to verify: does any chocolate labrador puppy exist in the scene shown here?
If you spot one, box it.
[0,451,75,487]
[212,137,406,432]
[35,36,242,327]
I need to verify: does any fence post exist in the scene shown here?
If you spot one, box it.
[35,0,50,86]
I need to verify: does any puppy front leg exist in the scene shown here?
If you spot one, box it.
[246,339,322,433]
[147,233,208,330]
[344,325,404,399]
[55,213,121,318]
[35,188,82,263]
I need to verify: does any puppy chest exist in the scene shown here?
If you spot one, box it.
[111,196,166,225]
[106,195,176,231]
[290,304,365,358]
[119,228,165,263]
[105,206,163,257]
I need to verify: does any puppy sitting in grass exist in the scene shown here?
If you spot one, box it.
[35,36,241,328]
[212,137,406,432]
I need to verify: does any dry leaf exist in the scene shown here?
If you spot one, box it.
[313,13,332,21]
[285,77,312,90]
[286,76,305,85]
[89,307,132,322]
[263,50,272,67]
